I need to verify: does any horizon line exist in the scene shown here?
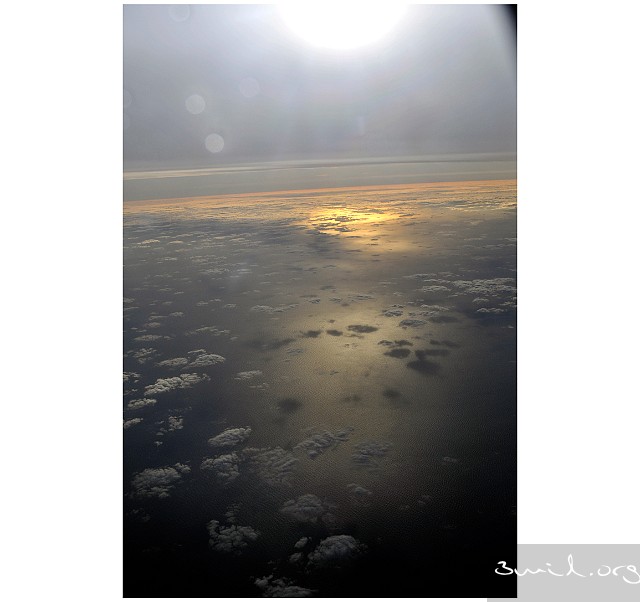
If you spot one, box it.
[123,178,517,208]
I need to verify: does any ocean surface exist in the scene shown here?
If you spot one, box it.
[123,180,517,597]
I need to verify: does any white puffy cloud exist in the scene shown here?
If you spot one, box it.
[250,304,298,313]
[346,483,373,501]
[189,326,230,336]
[155,415,184,437]
[200,453,240,484]
[134,334,169,342]
[476,307,507,314]
[243,446,298,486]
[208,427,252,448]
[130,463,190,499]
[157,357,189,368]
[254,575,314,597]
[451,278,516,296]
[207,519,259,554]
[280,494,335,524]
[130,347,158,364]
[306,535,366,570]
[294,427,353,459]
[351,441,391,467]
[123,372,140,383]
[167,416,183,431]
[189,353,226,367]
[399,319,427,327]
[144,373,210,396]
[127,398,157,411]
[123,417,143,429]
[235,370,263,380]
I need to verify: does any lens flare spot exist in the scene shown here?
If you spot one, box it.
[185,94,206,115]
[168,5,190,22]
[239,77,260,98]
[205,133,225,153]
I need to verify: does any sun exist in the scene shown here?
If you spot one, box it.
[278,2,407,50]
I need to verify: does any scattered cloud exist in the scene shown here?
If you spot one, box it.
[123,417,143,429]
[201,452,240,484]
[347,483,373,503]
[157,357,189,368]
[250,304,298,313]
[129,348,158,364]
[307,535,366,570]
[130,463,190,499]
[188,352,226,367]
[254,575,314,597]
[208,427,252,449]
[280,494,336,524]
[235,370,263,380]
[294,427,353,459]
[476,307,508,314]
[144,373,210,396]
[351,441,391,468]
[451,278,516,296]
[243,446,298,486]
[123,372,140,383]
[156,415,184,437]
[207,519,259,554]
[189,326,230,336]
[399,319,426,328]
[127,398,157,411]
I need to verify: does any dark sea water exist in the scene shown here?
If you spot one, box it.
[123,180,517,597]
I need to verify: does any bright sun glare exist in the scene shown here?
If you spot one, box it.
[278,2,407,50]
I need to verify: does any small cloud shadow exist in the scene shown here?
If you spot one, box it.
[382,388,409,407]
[406,350,441,376]
[430,339,460,348]
[247,337,296,351]
[347,324,379,334]
[277,397,303,414]
[384,348,412,359]
[417,348,450,357]
[301,330,323,338]
[429,316,459,324]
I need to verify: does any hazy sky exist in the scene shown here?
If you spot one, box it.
[123,4,516,172]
